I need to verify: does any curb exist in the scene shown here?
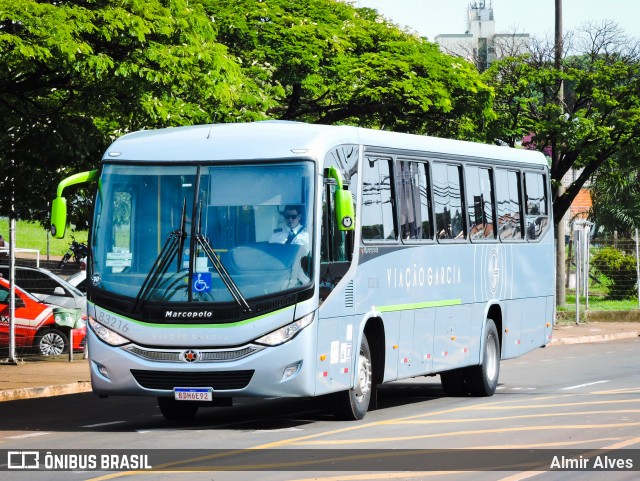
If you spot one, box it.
[0,381,92,403]
[550,331,640,345]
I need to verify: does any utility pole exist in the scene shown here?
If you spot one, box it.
[554,0,566,307]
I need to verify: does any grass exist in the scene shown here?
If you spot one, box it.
[0,218,87,257]
[557,294,639,311]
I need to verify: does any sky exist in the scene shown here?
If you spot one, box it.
[354,0,640,41]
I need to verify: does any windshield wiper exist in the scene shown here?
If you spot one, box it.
[133,200,188,312]
[193,201,251,312]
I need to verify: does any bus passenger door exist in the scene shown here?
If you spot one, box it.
[316,171,357,393]
[319,176,353,304]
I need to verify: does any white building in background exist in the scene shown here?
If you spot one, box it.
[435,1,530,71]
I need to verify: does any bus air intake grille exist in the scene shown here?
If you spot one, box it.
[345,281,354,308]
[130,369,254,390]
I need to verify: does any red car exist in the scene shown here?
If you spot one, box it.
[0,277,85,356]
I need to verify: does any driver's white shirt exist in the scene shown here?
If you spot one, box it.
[269,225,309,254]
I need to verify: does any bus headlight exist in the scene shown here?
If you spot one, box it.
[89,317,131,346]
[255,312,314,346]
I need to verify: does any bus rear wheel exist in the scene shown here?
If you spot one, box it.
[466,318,500,396]
[332,333,372,420]
[157,397,199,422]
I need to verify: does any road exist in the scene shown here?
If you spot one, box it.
[1,338,638,481]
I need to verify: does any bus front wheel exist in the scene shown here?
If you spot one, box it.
[157,397,199,422]
[466,318,500,396]
[332,333,372,420]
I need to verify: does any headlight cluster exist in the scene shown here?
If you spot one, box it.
[88,317,131,346]
[255,312,314,346]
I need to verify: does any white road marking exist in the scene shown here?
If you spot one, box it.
[251,427,304,433]
[80,421,126,428]
[561,380,610,390]
[6,432,50,439]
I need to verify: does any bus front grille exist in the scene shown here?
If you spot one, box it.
[130,369,254,390]
[124,345,263,362]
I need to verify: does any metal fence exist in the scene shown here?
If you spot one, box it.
[1,257,86,363]
[568,223,640,322]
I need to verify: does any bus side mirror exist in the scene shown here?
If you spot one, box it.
[326,166,355,231]
[50,196,68,239]
[335,189,355,231]
[50,169,99,239]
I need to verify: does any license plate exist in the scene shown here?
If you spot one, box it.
[174,387,213,401]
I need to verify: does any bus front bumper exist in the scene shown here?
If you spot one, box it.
[87,325,319,399]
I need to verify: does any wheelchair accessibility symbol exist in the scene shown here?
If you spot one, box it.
[192,273,212,293]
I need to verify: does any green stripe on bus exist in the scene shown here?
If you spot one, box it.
[378,299,462,312]
[90,304,295,329]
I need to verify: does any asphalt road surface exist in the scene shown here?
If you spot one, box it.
[1,337,638,481]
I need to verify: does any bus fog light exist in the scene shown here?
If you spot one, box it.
[282,362,302,381]
[94,361,110,379]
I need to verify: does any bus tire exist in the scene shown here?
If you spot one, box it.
[332,333,372,420]
[466,318,500,396]
[157,397,199,422]
[440,368,469,396]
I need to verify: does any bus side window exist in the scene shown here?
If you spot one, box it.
[496,169,523,241]
[524,172,549,240]
[433,163,466,241]
[466,166,496,240]
[362,156,396,241]
[398,161,432,240]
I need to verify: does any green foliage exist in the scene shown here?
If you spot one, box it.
[0,0,269,224]
[591,247,637,299]
[1,0,495,228]
[483,26,640,223]
[590,144,640,236]
[206,0,492,139]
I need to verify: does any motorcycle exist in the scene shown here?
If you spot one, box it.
[58,235,89,269]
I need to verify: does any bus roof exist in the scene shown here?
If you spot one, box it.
[104,121,548,167]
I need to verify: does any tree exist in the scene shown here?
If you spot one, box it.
[1,0,495,225]
[0,0,268,224]
[483,21,640,224]
[589,143,640,237]
[206,0,493,139]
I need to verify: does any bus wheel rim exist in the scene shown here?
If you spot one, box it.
[485,333,498,382]
[354,350,372,403]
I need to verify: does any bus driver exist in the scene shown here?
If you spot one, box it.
[269,205,309,254]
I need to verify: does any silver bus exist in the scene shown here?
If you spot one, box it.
[51,121,555,421]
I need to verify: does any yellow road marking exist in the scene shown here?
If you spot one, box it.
[592,387,640,395]
[81,394,640,480]
[384,409,640,424]
[476,398,640,410]
[293,422,640,445]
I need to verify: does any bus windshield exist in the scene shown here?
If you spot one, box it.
[90,161,315,306]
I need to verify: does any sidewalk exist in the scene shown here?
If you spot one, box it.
[0,321,638,403]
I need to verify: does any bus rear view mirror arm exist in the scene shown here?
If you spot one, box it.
[50,170,99,239]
